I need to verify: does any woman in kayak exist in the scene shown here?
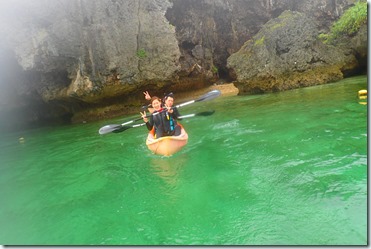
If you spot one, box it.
[140,95,181,138]
[143,91,182,121]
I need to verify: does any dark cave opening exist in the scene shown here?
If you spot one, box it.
[216,66,234,82]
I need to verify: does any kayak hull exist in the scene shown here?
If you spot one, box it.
[146,125,188,156]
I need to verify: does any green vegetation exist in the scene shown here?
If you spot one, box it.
[211,65,218,74]
[254,36,265,46]
[136,48,147,59]
[169,23,175,31]
[319,1,367,44]
[268,23,284,31]
[278,10,295,19]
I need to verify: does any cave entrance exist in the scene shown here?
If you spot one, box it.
[216,66,234,83]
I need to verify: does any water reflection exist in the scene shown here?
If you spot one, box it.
[149,153,188,187]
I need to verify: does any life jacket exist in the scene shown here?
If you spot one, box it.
[166,111,175,132]
[152,109,177,137]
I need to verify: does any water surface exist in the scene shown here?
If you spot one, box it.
[0,76,367,245]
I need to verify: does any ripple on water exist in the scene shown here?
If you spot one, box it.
[0,76,367,245]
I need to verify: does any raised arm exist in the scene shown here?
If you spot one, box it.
[143,91,151,100]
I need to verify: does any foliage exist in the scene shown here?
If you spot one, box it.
[169,23,175,31]
[136,48,147,59]
[319,1,367,44]
[254,36,265,46]
[211,65,218,74]
[332,1,367,36]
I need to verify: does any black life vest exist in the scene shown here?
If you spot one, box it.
[152,109,177,136]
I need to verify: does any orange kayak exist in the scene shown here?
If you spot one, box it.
[146,124,188,156]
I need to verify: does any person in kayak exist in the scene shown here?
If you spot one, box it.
[142,91,181,117]
[140,96,181,138]
[143,91,181,120]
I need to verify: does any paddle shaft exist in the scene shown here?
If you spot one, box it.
[123,90,218,126]
[98,90,220,134]
[114,110,215,133]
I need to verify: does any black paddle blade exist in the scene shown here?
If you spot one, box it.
[98,124,122,135]
[177,110,215,120]
[197,110,215,116]
[176,90,221,108]
[99,122,147,135]
[196,90,221,102]
[112,125,133,133]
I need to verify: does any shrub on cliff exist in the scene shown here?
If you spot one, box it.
[319,1,367,44]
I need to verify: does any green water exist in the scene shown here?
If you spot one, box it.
[0,76,367,245]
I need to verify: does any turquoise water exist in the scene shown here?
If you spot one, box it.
[0,76,367,245]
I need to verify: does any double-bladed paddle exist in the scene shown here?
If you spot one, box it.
[98,90,220,135]
[98,117,144,135]
[111,123,147,133]
[177,110,215,119]
[173,90,221,108]
[108,110,216,134]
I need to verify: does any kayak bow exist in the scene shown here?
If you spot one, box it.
[146,124,188,156]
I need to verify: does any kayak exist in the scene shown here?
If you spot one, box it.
[146,124,188,156]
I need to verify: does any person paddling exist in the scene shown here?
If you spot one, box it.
[143,90,182,123]
[143,91,181,117]
[140,96,181,139]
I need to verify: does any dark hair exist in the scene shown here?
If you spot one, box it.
[150,96,161,104]
[163,92,174,101]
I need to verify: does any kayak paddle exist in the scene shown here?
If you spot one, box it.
[111,123,147,133]
[109,110,216,133]
[98,89,221,135]
[99,117,144,135]
[177,110,215,119]
[175,90,221,108]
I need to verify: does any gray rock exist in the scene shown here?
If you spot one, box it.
[227,10,360,94]
[0,0,365,130]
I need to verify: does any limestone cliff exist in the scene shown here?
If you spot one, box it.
[0,0,366,130]
[226,10,359,94]
[0,0,181,129]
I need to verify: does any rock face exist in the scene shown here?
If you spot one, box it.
[165,0,272,80]
[226,10,358,94]
[0,0,181,128]
[0,0,366,130]
[1,0,181,95]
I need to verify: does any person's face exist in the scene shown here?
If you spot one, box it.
[165,96,174,107]
[152,99,162,111]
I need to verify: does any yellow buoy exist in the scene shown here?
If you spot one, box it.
[358,89,367,105]
[358,89,367,99]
